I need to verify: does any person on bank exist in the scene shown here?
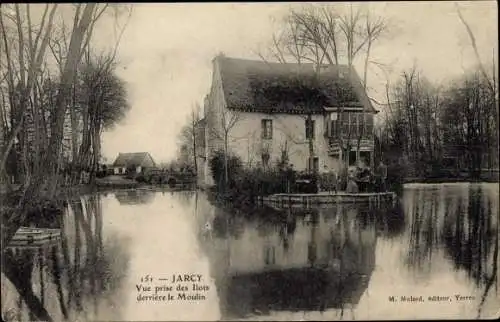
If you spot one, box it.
[375,160,388,192]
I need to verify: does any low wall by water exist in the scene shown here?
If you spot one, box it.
[259,192,396,208]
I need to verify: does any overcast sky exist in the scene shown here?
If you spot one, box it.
[91,2,497,163]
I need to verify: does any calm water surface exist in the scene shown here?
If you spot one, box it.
[1,183,499,321]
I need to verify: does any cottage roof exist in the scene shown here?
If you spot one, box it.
[112,152,155,167]
[216,56,376,114]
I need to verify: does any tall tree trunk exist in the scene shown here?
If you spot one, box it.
[192,114,198,175]
[70,82,79,164]
[307,113,314,173]
[224,134,229,188]
[44,4,96,197]
[75,104,91,184]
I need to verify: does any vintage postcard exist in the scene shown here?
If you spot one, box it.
[1,2,498,321]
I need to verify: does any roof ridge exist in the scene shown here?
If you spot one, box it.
[217,55,351,68]
[213,55,375,113]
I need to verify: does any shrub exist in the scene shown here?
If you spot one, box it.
[209,150,243,190]
[96,170,107,178]
[208,151,287,207]
[386,160,406,193]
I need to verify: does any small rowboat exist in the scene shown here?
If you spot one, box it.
[8,227,61,247]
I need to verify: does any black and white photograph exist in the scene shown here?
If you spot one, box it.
[0,2,498,321]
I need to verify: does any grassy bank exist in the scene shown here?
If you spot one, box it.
[403,175,499,184]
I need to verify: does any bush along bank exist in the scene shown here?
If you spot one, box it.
[208,151,287,208]
[206,150,408,208]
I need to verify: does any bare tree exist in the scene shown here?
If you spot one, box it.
[0,4,133,251]
[76,51,130,184]
[206,104,244,186]
[0,3,58,182]
[257,3,391,182]
[455,3,498,174]
[455,3,495,94]
[177,102,202,173]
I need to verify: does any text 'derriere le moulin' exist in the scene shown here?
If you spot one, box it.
[136,274,210,303]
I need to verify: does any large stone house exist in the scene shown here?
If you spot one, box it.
[196,55,377,186]
[112,152,156,175]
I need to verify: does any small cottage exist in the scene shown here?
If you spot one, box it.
[112,152,156,175]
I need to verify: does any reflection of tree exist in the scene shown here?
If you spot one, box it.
[2,248,53,321]
[405,185,498,305]
[3,193,130,321]
[406,189,437,272]
[175,190,196,209]
[63,194,130,318]
[201,203,377,319]
[279,209,297,252]
[371,201,405,239]
[114,189,156,205]
[443,186,497,285]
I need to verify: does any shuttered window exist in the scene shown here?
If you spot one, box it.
[305,119,315,139]
[261,119,272,139]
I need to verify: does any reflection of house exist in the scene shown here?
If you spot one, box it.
[201,204,377,319]
[112,152,156,175]
[114,190,156,205]
[196,55,378,186]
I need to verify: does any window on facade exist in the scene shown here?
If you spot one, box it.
[264,246,276,265]
[326,113,338,137]
[349,151,357,166]
[357,114,365,136]
[329,120,336,137]
[262,152,270,167]
[308,242,317,265]
[308,156,319,172]
[360,151,371,166]
[349,113,357,136]
[305,119,315,140]
[340,113,349,136]
[261,119,273,139]
[365,114,374,137]
[313,157,319,172]
[336,112,373,138]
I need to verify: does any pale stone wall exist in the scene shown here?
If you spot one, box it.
[225,111,341,173]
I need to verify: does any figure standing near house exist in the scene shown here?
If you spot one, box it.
[346,171,359,193]
[330,169,338,194]
[322,166,337,194]
[356,160,372,192]
[375,160,388,192]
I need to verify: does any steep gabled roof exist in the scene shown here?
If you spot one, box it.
[215,56,376,114]
[112,152,155,167]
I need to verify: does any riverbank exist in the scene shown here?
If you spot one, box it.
[1,177,145,252]
[403,176,499,184]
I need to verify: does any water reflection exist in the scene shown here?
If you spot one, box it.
[1,194,130,322]
[404,184,499,318]
[197,202,395,320]
[1,184,498,321]
[115,189,156,205]
[196,184,499,320]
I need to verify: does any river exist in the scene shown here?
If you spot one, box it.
[1,183,498,321]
